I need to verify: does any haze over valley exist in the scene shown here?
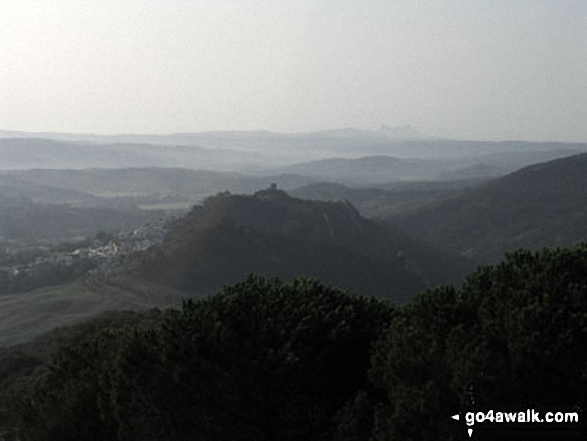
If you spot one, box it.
[0,130,584,346]
[1,1,587,439]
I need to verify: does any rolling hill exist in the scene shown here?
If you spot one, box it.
[2,132,585,177]
[263,148,584,186]
[388,153,587,263]
[290,180,486,219]
[268,156,448,184]
[3,168,313,201]
[0,195,161,242]
[0,277,182,347]
[130,187,471,302]
[0,137,265,171]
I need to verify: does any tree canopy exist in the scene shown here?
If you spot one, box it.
[13,276,394,441]
[9,244,587,440]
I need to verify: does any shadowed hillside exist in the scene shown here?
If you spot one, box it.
[389,153,587,263]
[290,180,487,219]
[131,187,470,302]
[0,195,160,242]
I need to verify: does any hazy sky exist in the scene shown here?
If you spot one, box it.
[1,1,586,141]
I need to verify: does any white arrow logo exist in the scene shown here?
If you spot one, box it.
[450,413,472,437]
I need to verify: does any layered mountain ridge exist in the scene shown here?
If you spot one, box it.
[389,153,587,263]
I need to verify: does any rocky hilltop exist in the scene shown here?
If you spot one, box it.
[134,186,469,301]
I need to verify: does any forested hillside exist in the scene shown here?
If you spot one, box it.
[4,244,587,440]
[130,187,469,301]
[389,153,587,263]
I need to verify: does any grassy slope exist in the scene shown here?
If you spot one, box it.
[0,277,186,347]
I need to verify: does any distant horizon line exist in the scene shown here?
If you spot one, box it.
[0,127,585,145]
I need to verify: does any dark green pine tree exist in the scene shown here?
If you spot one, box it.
[358,244,587,441]
[13,275,395,441]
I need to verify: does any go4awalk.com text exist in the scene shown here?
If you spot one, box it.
[451,407,583,438]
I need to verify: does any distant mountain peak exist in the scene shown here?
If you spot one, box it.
[377,124,424,139]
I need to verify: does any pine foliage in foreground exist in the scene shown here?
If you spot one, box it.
[13,276,394,441]
[10,244,587,440]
